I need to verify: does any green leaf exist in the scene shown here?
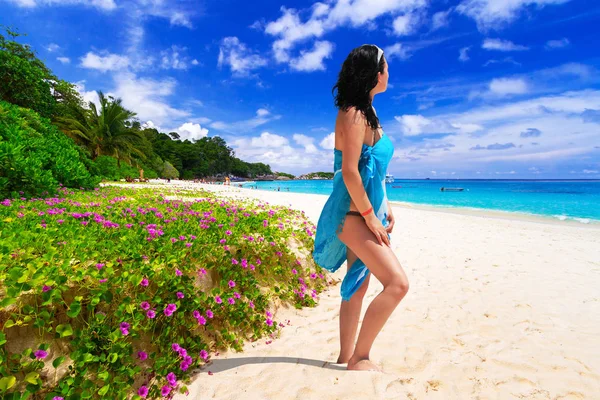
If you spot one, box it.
[0,376,16,391]
[0,297,16,308]
[97,370,109,381]
[107,353,118,363]
[4,320,15,329]
[98,385,110,396]
[24,372,39,385]
[56,324,73,337]
[66,301,82,318]
[0,332,6,346]
[52,356,66,368]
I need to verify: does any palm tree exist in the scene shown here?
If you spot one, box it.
[55,91,145,166]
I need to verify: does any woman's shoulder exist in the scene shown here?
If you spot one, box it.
[338,107,367,127]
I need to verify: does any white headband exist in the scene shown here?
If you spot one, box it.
[362,44,384,64]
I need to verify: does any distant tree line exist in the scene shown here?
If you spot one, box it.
[0,29,272,196]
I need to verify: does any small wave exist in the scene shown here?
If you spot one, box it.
[573,218,591,224]
[554,215,568,221]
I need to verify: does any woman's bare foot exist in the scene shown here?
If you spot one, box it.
[347,357,382,372]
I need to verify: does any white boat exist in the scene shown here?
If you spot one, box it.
[385,174,394,183]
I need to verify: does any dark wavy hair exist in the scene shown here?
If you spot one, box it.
[332,44,385,131]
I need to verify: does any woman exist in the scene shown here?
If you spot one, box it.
[313,44,410,372]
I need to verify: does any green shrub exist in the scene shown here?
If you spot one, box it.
[0,186,324,399]
[0,101,99,198]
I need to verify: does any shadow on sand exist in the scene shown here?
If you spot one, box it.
[196,356,347,373]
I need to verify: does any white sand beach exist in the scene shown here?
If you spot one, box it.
[116,182,600,399]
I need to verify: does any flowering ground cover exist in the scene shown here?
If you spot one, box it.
[0,186,326,399]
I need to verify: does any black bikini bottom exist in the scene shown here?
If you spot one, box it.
[345,211,364,218]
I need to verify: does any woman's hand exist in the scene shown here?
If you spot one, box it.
[364,213,391,247]
[385,211,395,234]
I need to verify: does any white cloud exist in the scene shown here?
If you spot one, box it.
[256,109,270,117]
[7,0,116,10]
[160,45,193,70]
[292,134,319,153]
[191,59,199,66]
[217,37,268,76]
[263,0,428,70]
[209,109,281,133]
[391,90,600,177]
[545,38,570,49]
[384,43,411,61]
[112,72,189,126]
[482,38,529,51]
[176,122,208,141]
[74,80,100,108]
[80,51,129,72]
[231,131,332,172]
[457,0,571,31]
[46,43,60,52]
[397,114,433,136]
[289,40,334,72]
[458,46,470,62]
[583,169,599,174]
[320,132,335,150]
[393,12,421,36]
[57,56,71,64]
[431,10,451,30]
[488,78,529,95]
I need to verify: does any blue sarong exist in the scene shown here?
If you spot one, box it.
[313,131,394,301]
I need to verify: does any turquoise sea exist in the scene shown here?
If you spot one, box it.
[241,179,600,224]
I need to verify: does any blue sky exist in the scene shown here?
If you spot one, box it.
[1,0,600,178]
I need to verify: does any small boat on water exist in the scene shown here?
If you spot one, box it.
[385,174,394,183]
[440,187,464,192]
[392,185,402,188]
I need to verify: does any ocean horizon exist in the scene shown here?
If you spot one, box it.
[241,179,600,224]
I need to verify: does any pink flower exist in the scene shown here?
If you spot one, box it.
[228,280,236,288]
[231,258,238,265]
[140,301,150,310]
[263,220,268,227]
[199,349,208,360]
[99,278,107,283]
[138,386,149,397]
[266,318,274,326]
[256,258,262,265]
[138,351,148,361]
[53,397,65,400]
[164,303,177,316]
[161,385,171,396]
[120,322,130,336]
[250,264,255,271]
[171,343,181,352]
[266,311,272,317]
[176,291,184,299]
[223,245,230,252]
[292,269,297,274]
[197,315,206,325]
[249,301,255,309]
[42,285,52,292]
[227,297,235,305]
[215,296,222,304]
[199,268,207,275]
[34,349,48,359]
[206,309,214,318]
[219,239,226,244]
[96,263,105,270]
[192,310,201,319]
[166,372,177,387]
[146,310,156,319]
[225,230,232,235]
[175,269,182,276]
[234,292,241,299]
[140,278,149,287]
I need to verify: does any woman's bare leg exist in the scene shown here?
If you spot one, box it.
[337,247,371,364]
[337,215,409,372]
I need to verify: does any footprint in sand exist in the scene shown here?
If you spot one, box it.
[425,380,442,392]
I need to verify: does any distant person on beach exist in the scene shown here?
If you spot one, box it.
[313,44,408,372]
